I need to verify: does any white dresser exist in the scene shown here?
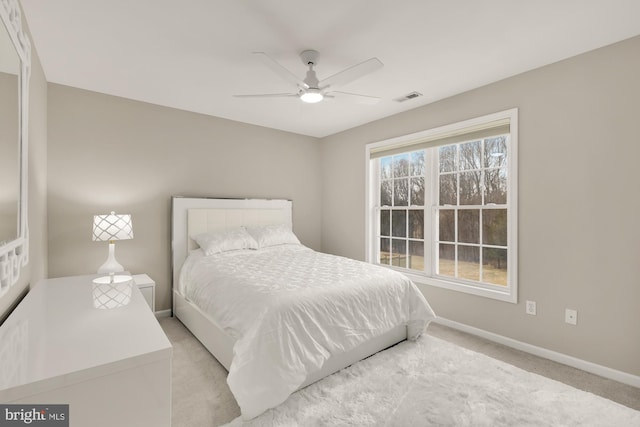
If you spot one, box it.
[0,274,172,427]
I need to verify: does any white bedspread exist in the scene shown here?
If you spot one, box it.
[179,245,436,420]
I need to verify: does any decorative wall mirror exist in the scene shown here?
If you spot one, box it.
[0,0,30,296]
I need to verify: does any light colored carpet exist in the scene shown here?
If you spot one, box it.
[161,317,639,426]
[163,317,240,426]
[223,335,640,426]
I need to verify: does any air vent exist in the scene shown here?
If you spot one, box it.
[393,91,423,103]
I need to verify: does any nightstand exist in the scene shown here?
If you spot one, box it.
[133,273,155,312]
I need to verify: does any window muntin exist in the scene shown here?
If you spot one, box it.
[367,109,517,302]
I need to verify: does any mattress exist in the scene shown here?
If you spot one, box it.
[179,244,436,419]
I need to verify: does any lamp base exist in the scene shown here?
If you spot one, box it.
[98,242,125,274]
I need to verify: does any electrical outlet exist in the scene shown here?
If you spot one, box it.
[565,309,578,325]
[526,300,536,315]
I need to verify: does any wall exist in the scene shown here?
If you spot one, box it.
[320,36,640,376]
[47,86,321,312]
[0,13,48,321]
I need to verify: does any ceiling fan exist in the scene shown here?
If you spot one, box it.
[234,50,383,104]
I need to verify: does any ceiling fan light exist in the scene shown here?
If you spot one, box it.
[300,89,324,103]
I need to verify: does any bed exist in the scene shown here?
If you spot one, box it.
[171,197,436,420]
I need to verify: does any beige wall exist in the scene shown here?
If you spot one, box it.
[320,36,640,376]
[47,86,321,312]
[0,17,48,321]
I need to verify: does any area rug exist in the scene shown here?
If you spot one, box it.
[224,335,640,426]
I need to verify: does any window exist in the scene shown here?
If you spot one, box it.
[366,109,518,302]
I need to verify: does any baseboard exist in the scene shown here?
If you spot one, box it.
[154,309,172,318]
[433,317,640,389]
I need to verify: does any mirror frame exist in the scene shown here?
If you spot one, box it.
[0,0,30,296]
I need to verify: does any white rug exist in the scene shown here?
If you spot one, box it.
[224,335,640,426]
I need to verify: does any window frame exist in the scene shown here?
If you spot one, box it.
[365,109,518,303]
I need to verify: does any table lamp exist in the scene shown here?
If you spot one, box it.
[92,211,133,284]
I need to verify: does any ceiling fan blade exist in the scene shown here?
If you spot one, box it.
[320,57,383,89]
[253,52,309,89]
[329,90,381,105]
[233,93,299,98]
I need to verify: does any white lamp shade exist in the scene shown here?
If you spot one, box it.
[92,212,133,242]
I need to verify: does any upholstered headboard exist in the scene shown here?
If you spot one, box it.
[171,197,293,292]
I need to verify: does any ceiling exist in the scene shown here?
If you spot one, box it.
[19,0,640,138]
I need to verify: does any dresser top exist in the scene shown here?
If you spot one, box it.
[0,274,172,401]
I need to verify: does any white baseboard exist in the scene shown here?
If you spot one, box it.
[433,317,640,389]
[154,309,172,318]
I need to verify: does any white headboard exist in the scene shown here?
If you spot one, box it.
[171,197,293,294]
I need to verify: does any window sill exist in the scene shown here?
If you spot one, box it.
[394,268,517,303]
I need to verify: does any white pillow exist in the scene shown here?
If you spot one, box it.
[192,228,258,256]
[245,224,300,248]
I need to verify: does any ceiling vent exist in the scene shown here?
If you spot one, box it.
[393,91,423,102]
